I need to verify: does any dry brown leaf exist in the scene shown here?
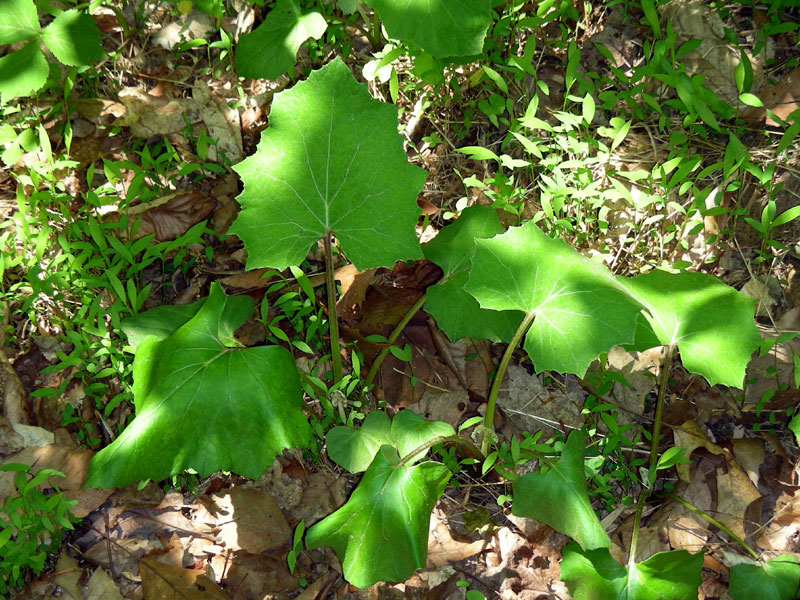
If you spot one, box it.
[0,443,112,517]
[742,66,800,126]
[105,192,215,242]
[139,558,228,600]
[426,512,486,567]
[211,488,291,554]
[672,420,725,483]
[335,264,376,319]
[716,460,763,542]
[85,566,124,600]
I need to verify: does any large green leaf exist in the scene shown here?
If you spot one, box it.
[464,221,642,376]
[423,206,523,342]
[86,283,311,488]
[512,430,610,550]
[729,555,800,600]
[305,446,451,588]
[326,409,454,473]
[0,42,48,100]
[560,543,704,600]
[236,0,327,80]
[120,300,206,350]
[365,0,491,57]
[231,58,427,270]
[0,0,40,44]
[620,270,759,387]
[42,9,105,67]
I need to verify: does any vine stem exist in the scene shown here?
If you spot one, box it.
[324,232,343,384]
[628,343,674,570]
[360,293,427,404]
[480,310,536,455]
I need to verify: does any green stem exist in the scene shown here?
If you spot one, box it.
[324,232,343,384]
[397,434,483,468]
[360,293,427,404]
[662,492,760,560]
[480,310,536,456]
[628,344,674,568]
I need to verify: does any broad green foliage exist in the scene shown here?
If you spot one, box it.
[40,10,105,67]
[560,542,704,600]
[0,0,39,44]
[305,446,451,588]
[729,556,800,600]
[0,1,103,100]
[423,205,523,342]
[460,220,759,384]
[326,409,454,473]
[366,0,492,57]
[465,220,642,376]
[0,42,48,99]
[620,270,760,387]
[86,284,311,488]
[120,300,206,350]
[513,431,610,550]
[236,0,327,79]
[231,58,428,270]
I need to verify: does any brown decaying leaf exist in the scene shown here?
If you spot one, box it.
[0,444,112,518]
[742,66,800,126]
[208,488,292,554]
[139,558,228,600]
[426,510,486,567]
[104,192,215,243]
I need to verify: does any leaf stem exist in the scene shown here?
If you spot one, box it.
[397,434,483,468]
[480,310,536,455]
[360,292,427,405]
[324,232,343,384]
[662,492,760,560]
[628,343,674,569]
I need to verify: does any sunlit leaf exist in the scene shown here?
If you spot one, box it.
[0,42,48,100]
[231,58,427,270]
[513,431,610,550]
[365,0,491,57]
[423,206,523,343]
[235,0,327,79]
[42,9,105,66]
[729,555,800,600]
[305,446,451,588]
[0,0,40,44]
[561,542,704,600]
[465,221,641,376]
[86,283,311,488]
[620,270,759,387]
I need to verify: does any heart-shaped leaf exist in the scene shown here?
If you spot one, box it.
[326,409,454,473]
[231,58,428,270]
[365,0,491,57]
[0,0,40,45]
[86,283,311,488]
[465,220,642,376]
[423,206,523,342]
[620,270,759,387]
[512,430,610,550]
[560,543,704,600]
[42,9,105,67]
[235,0,327,80]
[729,555,800,600]
[305,445,451,588]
